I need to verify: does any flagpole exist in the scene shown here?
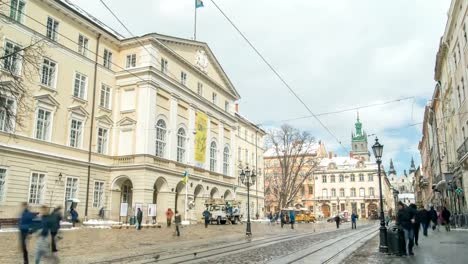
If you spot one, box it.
[194,4,197,40]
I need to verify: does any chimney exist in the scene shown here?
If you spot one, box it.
[235,103,239,113]
[329,152,332,159]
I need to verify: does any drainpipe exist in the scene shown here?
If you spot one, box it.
[85,33,102,220]
[255,129,259,218]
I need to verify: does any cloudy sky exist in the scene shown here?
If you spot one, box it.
[72,0,451,175]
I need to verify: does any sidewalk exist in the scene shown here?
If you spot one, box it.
[344,228,468,264]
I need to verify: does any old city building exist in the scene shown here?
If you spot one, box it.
[313,117,394,219]
[387,159,416,205]
[0,0,265,223]
[418,0,467,217]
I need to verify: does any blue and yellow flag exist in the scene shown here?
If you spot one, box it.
[196,0,204,8]
[182,171,189,184]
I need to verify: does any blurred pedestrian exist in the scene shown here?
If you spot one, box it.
[99,207,105,220]
[19,202,35,264]
[429,206,438,231]
[351,212,357,229]
[136,208,143,230]
[165,208,174,227]
[34,206,54,264]
[70,207,78,228]
[174,210,181,236]
[417,206,429,237]
[50,206,62,253]
[397,201,416,256]
[442,207,451,232]
[410,204,421,246]
[280,211,285,228]
[385,215,391,226]
[290,211,296,230]
[203,208,210,228]
[335,215,340,229]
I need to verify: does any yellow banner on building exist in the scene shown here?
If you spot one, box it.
[194,112,208,163]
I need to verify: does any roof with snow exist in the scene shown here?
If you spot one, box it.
[317,156,378,170]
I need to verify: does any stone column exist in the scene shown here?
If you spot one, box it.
[168,94,179,160]
[135,81,157,155]
[218,122,225,173]
[188,105,196,165]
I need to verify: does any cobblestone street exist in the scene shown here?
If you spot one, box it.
[0,221,372,264]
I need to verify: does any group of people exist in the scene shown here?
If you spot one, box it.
[163,208,182,236]
[19,202,64,264]
[396,201,452,256]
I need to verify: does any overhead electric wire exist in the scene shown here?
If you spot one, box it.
[209,0,348,151]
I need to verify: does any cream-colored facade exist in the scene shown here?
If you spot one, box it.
[0,0,265,223]
[418,0,467,216]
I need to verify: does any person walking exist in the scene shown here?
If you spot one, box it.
[410,204,421,246]
[429,206,438,231]
[334,214,341,229]
[50,206,62,253]
[136,208,143,230]
[351,212,357,229]
[442,207,451,232]
[397,201,416,256]
[280,211,285,228]
[34,206,55,264]
[70,207,78,228]
[417,206,429,237]
[202,208,210,228]
[289,211,296,230]
[174,210,182,236]
[19,202,35,264]
[165,208,174,227]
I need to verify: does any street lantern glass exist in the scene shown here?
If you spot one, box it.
[372,138,384,160]
[251,170,257,184]
[240,170,246,184]
[245,166,251,178]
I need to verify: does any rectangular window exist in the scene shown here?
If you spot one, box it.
[212,93,217,104]
[41,58,57,87]
[225,101,229,112]
[99,84,111,109]
[197,82,203,96]
[330,175,335,183]
[65,177,78,201]
[359,174,364,182]
[103,49,112,69]
[3,40,22,74]
[28,172,45,204]
[180,71,187,85]
[245,149,249,165]
[73,72,87,99]
[339,175,344,182]
[10,0,26,23]
[238,147,241,161]
[339,189,345,197]
[308,185,313,195]
[322,175,327,183]
[0,168,6,201]
[125,54,136,68]
[78,34,88,56]
[46,17,59,41]
[35,108,52,141]
[368,174,374,182]
[359,188,365,197]
[0,96,15,132]
[161,58,168,73]
[97,127,108,154]
[69,119,83,148]
[93,181,105,208]
[350,174,355,182]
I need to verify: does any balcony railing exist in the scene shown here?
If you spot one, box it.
[457,137,468,161]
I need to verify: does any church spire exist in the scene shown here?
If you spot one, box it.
[388,159,397,175]
[409,157,416,174]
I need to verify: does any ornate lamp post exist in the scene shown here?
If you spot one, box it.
[372,137,388,253]
[239,165,257,236]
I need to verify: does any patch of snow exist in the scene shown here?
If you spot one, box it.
[83,219,121,225]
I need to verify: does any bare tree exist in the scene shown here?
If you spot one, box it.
[0,4,45,132]
[265,125,319,209]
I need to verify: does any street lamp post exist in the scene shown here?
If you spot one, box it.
[239,165,257,236]
[372,137,388,253]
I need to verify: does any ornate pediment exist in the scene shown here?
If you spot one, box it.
[96,114,113,126]
[68,105,89,117]
[34,94,60,107]
[117,116,137,127]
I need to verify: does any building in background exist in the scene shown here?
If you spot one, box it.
[418,0,467,221]
[0,0,265,222]
[387,159,416,205]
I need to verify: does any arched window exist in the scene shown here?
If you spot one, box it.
[359,187,365,197]
[350,188,356,197]
[322,188,328,197]
[339,188,345,197]
[155,119,166,157]
[331,188,336,197]
[369,187,374,196]
[176,128,186,163]
[223,146,230,176]
[210,141,217,172]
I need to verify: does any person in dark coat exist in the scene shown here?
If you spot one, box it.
[174,210,182,236]
[280,211,285,228]
[19,202,35,264]
[136,208,143,230]
[289,211,296,230]
[410,204,422,246]
[70,207,78,227]
[397,202,416,256]
[334,215,341,229]
[417,206,429,237]
[50,206,62,252]
[34,206,55,264]
[429,206,438,231]
[442,207,451,232]
[202,208,210,228]
[351,212,357,229]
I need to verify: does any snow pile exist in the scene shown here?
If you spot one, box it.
[83,219,121,226]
